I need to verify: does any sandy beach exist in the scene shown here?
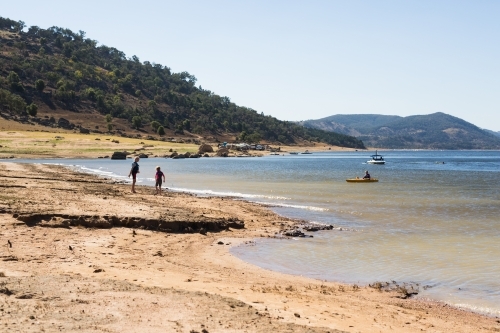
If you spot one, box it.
[0,160,498,333]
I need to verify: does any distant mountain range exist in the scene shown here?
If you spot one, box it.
[300,112,500,149]
[484,129,500,138]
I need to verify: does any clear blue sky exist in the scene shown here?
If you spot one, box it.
[4,1,500,130]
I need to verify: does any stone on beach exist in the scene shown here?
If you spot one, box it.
[111,151,127,160]
[216,148,229,157]
[198,144,214,154]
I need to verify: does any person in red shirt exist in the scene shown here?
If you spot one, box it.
[154,166,166,195]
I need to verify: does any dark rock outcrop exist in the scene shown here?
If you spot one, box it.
[57,118,74,129]
[300,223,334,232]
[283,229,307,237]
[111,152,127,160]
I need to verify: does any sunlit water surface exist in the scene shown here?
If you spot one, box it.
[16,150,500,315]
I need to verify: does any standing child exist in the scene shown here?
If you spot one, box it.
[154,166,166,195]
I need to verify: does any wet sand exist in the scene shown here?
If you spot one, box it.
[0,161,498,333]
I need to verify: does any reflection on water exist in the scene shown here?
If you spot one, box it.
[16,150,500,315]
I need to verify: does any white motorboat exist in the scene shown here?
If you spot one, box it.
[367,150,385,164]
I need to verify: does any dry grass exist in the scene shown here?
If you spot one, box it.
[0,119,200,159]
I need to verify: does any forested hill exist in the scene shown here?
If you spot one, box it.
[301,113,500,149]
[0,17,365,149]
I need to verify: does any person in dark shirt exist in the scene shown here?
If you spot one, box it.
[363,170,371,179]
[128,157,140,193]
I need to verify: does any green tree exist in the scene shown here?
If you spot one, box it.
[85,88,97,101]
[96,94,105,108]
[63,42,72,57]
[11,95,26,113]
[8,71,23,92]
[35,79,45,92]
[132,116,142,129]
[192,125,203,134]
[150,120,161,131]
[239,131,247,141]
[0,88,26,113]
[104,113,113,131]
[247,132,261,143]
[277,135,287,143]
[148,100,157,110]
[26,103,38,116]
[17,20,26,32]
[157,126,165,136]
[175,123,184,134]
[54,36,62,48]
[74,70,83,81]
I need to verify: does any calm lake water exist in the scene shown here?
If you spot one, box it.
[16,150,500,315]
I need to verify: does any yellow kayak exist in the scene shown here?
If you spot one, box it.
[346,178,379,183]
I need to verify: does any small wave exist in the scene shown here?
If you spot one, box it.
[61,164,132,182]
[79,166,115,177]
[41,162,64,166]
[167,187,291,200]
[71,165,121,177]
[80,166,114,174]
[454,303,500,316]
[253,201,329,212]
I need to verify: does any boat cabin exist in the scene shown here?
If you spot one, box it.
[367,150,385,164]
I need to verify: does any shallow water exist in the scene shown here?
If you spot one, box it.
[16,150,500,315]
